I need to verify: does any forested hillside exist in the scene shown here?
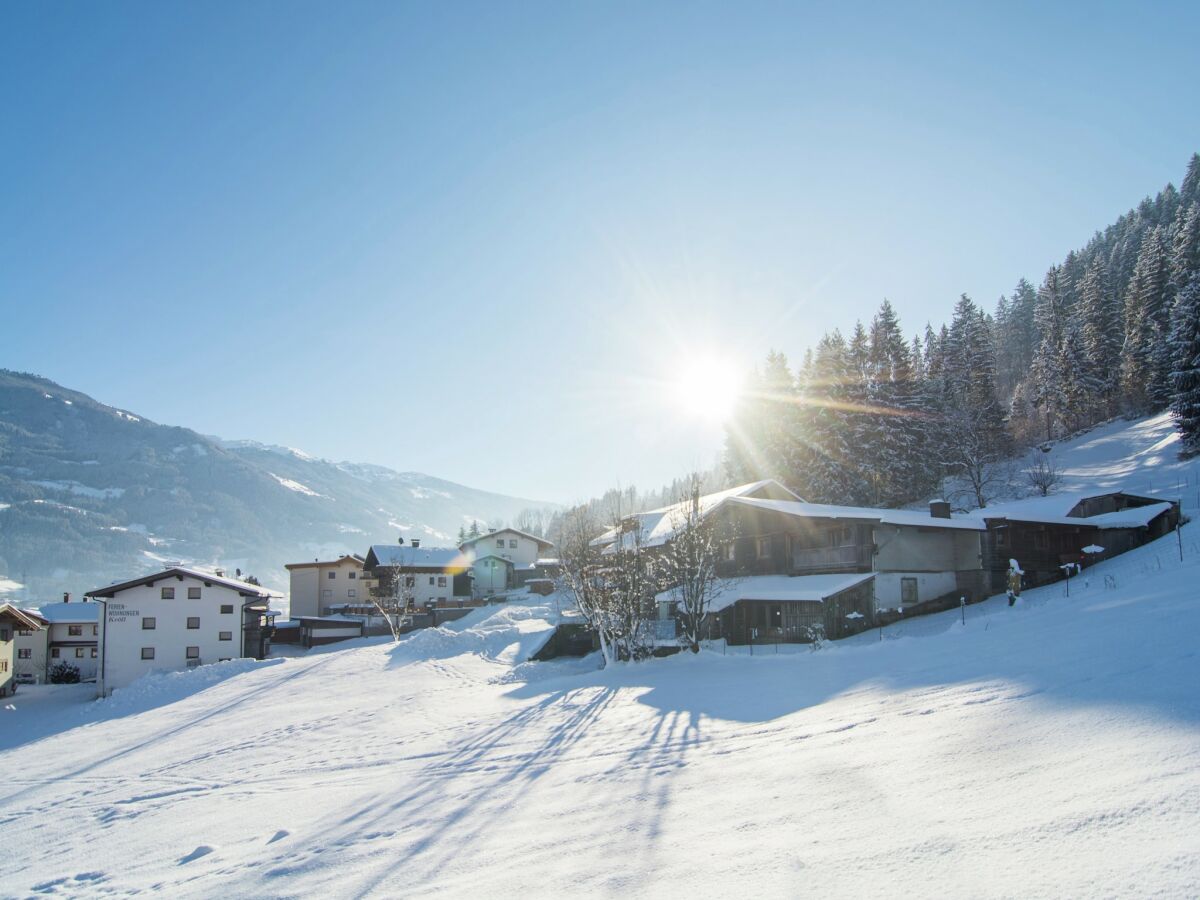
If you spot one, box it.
[725,153,1200,508]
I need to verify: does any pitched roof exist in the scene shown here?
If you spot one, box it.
[0,603,46,630]
[459,529,554,551]
[730,497,987,531]
[656,573,875,613]
[33,601,101,623]
[86,567,279,600]
[595,480,804,550]
[978,492,1177,528]
[284,554,364,571]
[365,545,471,570]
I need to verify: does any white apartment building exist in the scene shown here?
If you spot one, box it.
[459,529,554,569]
[362,543,473,608]
[29,600,101,681]
[86,567,278,693]
[1,605,44,697]
[284,554,365,618]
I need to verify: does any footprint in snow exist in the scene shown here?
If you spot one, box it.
[178,845,215,865]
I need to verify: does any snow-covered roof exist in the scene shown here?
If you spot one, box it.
[595,480,803,550]
[34,601,102,623]
[979,493,1176,529]
[284,554,364,571]
[87,567,280,600]
[366,544,470,569]
[657,573,874,613]
[473,554,515,567]
[0,603,47,630]
[459,529,554,551]
[730,497,987,531]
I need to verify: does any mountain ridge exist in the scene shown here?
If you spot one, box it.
[0,369,557,600]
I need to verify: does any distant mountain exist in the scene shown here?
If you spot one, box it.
[0,370,557,600]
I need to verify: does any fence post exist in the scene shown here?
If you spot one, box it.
[1178,522,1183,562]
[960,597,966,626]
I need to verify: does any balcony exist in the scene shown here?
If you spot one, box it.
[791,545,871,573]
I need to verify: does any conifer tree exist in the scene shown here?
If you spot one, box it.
[1169,277,1200,457]
[1076,256,1121,418]
[1121,226,1171,410]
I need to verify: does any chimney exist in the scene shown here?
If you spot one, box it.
[929,500,951,519]
[411,539,421,549]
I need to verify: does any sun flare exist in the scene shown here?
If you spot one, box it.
[670,354,744,424]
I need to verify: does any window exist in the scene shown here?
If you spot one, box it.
[328,571,337,579]
[0,627,7,641]
[187,617,200,629]
[141,647,155,660]
[724,542,736,561]
[756,537,772,559]
[509,539,517,549]
[188,587,201,599]
[497,539,504,548]
[18,628,32,636]
[219,631,232,641]
[348,572,356,580]
[161,587,175,599]
[92,625,98,636]
[996,529,1008,547]
[75,648,85,658]
[68,625,83,636]
[429,576,435,586]
[186,646,200,659]
[18,648,31,659]
[0,661,6,673]
[437,576,447,588]
[143,617,156,630]
[347,589,356,599]
[405,576,415,588]
[90,648,97,658]
[51,647,61,658]
[220,604,233,614]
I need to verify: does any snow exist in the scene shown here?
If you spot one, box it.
[268,472,324,498]
[2,416,1200,895]
[367,544,467,567]
[734,496,987,530]
[30,479,126,500]
[33,601,100,623]
[661,573,875,612]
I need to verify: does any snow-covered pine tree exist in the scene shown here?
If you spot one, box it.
[1076,255,1121,419]
[1171,203,1200,295]
[1169,276,1200,457]
[1181,153,1200,208]
[1121,226,1172,411]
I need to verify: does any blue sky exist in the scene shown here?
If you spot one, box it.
[2,1,1198,504]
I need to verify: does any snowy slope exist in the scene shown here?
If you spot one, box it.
[1,415,1199,897]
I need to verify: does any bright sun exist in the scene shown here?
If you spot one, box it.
[670,354,744,424]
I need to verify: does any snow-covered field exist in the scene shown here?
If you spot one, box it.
[2,415,1200,897]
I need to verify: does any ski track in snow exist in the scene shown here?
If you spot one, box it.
[2,415,1200,897]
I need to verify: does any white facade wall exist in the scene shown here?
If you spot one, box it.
[102,576,250,691]
[47,620,100,680]
[406,571,462,605]
[13,626,48,682]
[463,532,544,568]
[872,572,959,610]
[287,558,365,618]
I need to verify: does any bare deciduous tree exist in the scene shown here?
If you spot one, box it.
[940,405,1015,509]
[368,543,417,642]
[662,474,728,653]
[1025,454,1062,497]
[556,504,617,667]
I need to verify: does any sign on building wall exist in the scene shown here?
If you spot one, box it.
[107,603,142,623]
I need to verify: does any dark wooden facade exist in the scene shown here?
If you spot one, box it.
[714,504,876,579]
[710,577,875,646]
